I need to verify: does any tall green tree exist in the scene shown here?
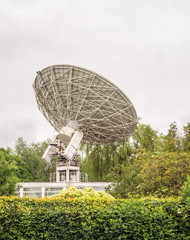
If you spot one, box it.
[80,139,133,182]
[182,122,190,152]
[106,153,141,198]
[132,122,162,152]
[0,148,19,196]
[164,122,182,152]
[80,143,113,182]
[14,137,50,182]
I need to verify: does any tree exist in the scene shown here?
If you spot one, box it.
[137,151,190,197]
[132,122,162,152]
[180,175,190,202]
[14,137,50,182]
[0,148,19,196]
[164,122,182,152]
[106,154,141,198]
[80,139,133,182]
[81,120,190,198]
[182,123,190,152]
[80,143,114,182]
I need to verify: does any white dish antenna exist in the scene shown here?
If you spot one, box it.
[33,65,137,143]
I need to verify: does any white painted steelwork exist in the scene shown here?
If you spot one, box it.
[16,182,111,197]
[33,65,137,143]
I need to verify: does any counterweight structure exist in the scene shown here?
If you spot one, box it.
[33,65,137,183]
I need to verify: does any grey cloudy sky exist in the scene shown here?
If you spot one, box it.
[0,0,190,148]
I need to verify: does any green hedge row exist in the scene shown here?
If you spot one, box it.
[0,196,190,239]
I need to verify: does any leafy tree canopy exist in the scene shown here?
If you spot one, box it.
[0,148,19,196]
[81,120,190,198]
[1,119,189,197]
[14,137,50,182]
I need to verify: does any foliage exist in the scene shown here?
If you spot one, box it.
[164,122,182,152]
[0,148,19,196]
[183,123,190,151]
[81,121,163,185]
[0,141,51,195]
[107,150,190,198]
[80,139,133,182]
[106,154,141,198]
[1,120,189,198]
[132,121,163,152]
[50,186,115,200]
[137,151,190,197]
[181,175,190,203]
[0,196,190,239]
[81,120,190,198]
[14,137,50,182]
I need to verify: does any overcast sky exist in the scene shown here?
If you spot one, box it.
[0,0,190,148]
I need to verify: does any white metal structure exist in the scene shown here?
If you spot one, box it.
[16,182,110,198]
[33,65,137,183]
[42,121,83,163]
[41,121,82,183]
[33,65,137,143]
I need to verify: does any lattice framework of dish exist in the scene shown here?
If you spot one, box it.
[33,65,137,143]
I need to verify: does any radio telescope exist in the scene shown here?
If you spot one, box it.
[33,65,137,182]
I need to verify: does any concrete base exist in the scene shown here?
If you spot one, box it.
[15,182,112,198]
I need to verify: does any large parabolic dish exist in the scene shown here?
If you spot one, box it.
[33,65,137,143]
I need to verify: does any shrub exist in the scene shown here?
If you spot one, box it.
[0,196,190,239]
[50,186,115,200]
[138,151,190,197]
[181,175,190,203]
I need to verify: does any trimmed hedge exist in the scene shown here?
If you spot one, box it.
[0,196,190,239]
